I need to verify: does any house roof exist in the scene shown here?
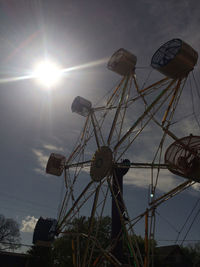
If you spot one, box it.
[156,245,182,259]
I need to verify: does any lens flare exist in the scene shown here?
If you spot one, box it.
[33,60,62,88]
[0,57,108,87]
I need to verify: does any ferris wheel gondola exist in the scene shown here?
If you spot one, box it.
[151,38,198,79]
[165,135,200,182]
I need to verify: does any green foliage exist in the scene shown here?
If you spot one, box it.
[28,216,164,266]
[28,216,111,266]
[53,216,111,266]
[123,234,157,266]
[154,243,200,267]
[52,216,156,266]
[181,242,200,267]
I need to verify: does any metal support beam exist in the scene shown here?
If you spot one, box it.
[111,171,124,264]
[111,160,130,266]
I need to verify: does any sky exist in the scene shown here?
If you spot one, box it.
[0,0,200,252]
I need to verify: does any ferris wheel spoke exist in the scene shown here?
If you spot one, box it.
[86,185,110,265]
[149,79,185,194]
[125,78,171,109]
[93,113,105,143]
[107,75,131,146]
[113,79,177,154]
[115,80,132,148]
[115,83,177,160]
[162,79,182,125]
[90,113,101,149]
[58,169,77,219]
[58,177,110,235]
[66,116,93,165]
[66,160,91,169]
[57,181,94,232]
[106,76,126,106]
[138,77,169,93]
[82,184,101,267]
[150,180,195,208]
[91,112,106,147]
[57,187,69,223]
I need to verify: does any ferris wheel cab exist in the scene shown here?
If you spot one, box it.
[71,96,92,117]
[33,217,58,246]
[165,135,200,182]
[151,39,198,79]
[107,48,137,76]
[46,153,66,176]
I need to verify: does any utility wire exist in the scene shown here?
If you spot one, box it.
[93,77,122,107]
[141,69,153,90]
[155,211,179,234]
[0,202,56,217]
[0,191,54,211]
[158,239,200,242]
[175,196,200,244]
[192,71,200,100]
[181,205,200,246]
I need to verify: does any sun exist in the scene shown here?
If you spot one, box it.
[33,60,63,88]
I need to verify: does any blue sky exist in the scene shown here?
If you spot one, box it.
[0,0,200,251]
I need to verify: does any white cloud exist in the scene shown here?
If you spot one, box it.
[124,168,182,193]
[33,167,48,176]
[32,143,66,175]
[43,144,64,152]
[124,166,200,200]
[21,216,38,233]
[32,149,48,169]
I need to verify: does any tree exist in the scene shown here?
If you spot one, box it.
[53,216,111,266]
[27,216,111,266]
[52,217,154,266]
[27,245,54,267]
[28,216,157,266]
[0,214,21,250]
[181,242,200,267]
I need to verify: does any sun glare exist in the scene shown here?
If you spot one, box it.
[33,60,62,88]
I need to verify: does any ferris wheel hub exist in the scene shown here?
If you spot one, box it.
[90,146,113,182]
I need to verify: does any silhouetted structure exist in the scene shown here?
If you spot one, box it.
[0,251,32,267]
[156,245,190,267]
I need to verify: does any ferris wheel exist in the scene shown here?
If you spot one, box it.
[33,39,199,267]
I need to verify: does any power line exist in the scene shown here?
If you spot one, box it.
[181,206,200,246]
[0,203,57,219]
[0,190,55,211]
[158,239,200,243]
[175,196,200,244]
[155,211,179,233]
